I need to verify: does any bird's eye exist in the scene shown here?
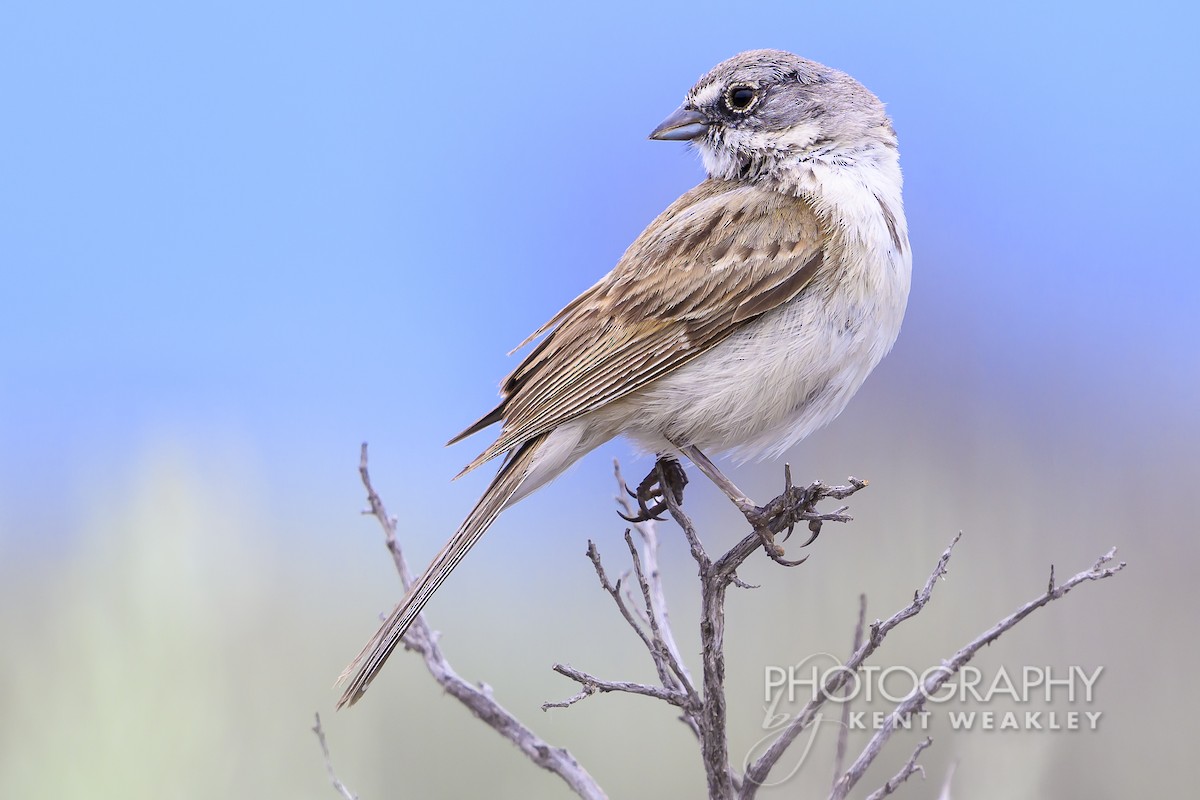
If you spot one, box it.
[723,84,759,114]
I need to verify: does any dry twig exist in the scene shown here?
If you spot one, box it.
[832,594,868,790]
[740,533,960,796]
[342,443,606,800]
[329,444,1126,800]
[862,737,931,800]
[665,452,869,799]
[549,453,868,799]
[312,713,357,800]
[826,548,1125,800]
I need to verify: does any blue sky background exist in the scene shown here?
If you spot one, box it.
[3,0,1196,524]
[1,2,1197,797]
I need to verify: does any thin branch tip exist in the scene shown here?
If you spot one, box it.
[339,450,1125,800]
[343,446,605,799]
[311,712,358,800]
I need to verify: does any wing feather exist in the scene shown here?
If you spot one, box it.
[454,178,827,474]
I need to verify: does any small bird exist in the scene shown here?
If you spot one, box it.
[338,49,911,707]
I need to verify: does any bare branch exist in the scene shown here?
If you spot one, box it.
[548,663,693,707]
[353,443,607,800]
[583,540,661,670]
[359,446,414,587]
[312,713,357,800]
[575,537,702,736]
[620,573,652,627]
[828,548,1126,800]
[742,534,962,797]
[541,684,596,710]
[656,449,872,800]
[614,460,696,690]
[658,469,738,799]
[861,737,931,800]
[343,444,1124,800]
[623,531,698,699]
[832,594,868,790]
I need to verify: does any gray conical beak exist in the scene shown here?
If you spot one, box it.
[649,107,710,141]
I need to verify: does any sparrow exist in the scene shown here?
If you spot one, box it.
[337,49,911,708]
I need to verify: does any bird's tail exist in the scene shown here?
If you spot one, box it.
[335,435,545,709]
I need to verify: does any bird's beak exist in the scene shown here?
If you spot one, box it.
[649,106,710,141]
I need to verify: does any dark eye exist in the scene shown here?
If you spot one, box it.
[724,84,759,114]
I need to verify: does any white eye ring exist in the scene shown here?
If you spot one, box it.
[723,83,761,114]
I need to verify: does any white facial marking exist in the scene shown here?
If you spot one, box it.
[690,80,724,109]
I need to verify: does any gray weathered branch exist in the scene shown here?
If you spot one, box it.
[311,713,357,800]
[828,548,1125,800]
[741,533,961,797]
[328,445,1126,800]
[861,737,931,800]
[341,443,606,800]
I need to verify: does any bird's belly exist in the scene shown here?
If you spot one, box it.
[617,285,903,461]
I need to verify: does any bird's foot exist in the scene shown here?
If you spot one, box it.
[743,468,823,566]
[619,455,688,523]
[748,513,821,567]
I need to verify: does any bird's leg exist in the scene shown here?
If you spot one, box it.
[618,454,688,523]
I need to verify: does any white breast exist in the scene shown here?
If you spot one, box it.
[616,155,911,461]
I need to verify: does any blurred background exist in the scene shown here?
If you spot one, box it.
[2,1,1197,797]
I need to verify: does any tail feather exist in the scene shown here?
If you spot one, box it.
[445,403,505,447]
[335,435,545,709]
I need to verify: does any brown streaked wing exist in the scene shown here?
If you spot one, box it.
[731,251,824,324]
[456,178,826,474]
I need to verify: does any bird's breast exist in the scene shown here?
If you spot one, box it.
[617,203,909,461]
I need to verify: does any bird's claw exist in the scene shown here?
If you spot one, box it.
[746,477,824,567]
[618,455,688,523]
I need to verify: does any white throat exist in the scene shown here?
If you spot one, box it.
[789,143,907,254]
[696,128,906,240]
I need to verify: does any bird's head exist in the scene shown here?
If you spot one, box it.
[650,49,896,183]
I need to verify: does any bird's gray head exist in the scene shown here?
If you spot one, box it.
[650,50,896,183]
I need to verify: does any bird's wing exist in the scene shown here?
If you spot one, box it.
[452,178,828,473]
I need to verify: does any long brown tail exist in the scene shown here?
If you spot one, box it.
[335,435,545,708]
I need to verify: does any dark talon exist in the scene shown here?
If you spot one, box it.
[797,519,821,548]
[768,552,809,567]
[617,454,688,523]
[747,473,826,564]
[617,505,667,523]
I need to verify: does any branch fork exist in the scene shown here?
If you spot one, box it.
[317,443,1126,800]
